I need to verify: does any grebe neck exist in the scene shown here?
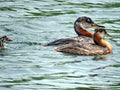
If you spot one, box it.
[93,33,112,53]
[74,22,93,37]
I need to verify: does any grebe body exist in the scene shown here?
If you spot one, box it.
[55,29,112,55]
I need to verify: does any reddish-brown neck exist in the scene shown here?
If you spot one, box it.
[74,24,93,37]
[93,33,112,53]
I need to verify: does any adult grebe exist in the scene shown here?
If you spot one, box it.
[41,16,104,46]
[55,29,112,55]
[0,36,13,49]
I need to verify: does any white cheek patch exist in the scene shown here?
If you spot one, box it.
[80,23,91,29]
[76,22,80,25]
[98,32,106,38]
[102,32,107,38]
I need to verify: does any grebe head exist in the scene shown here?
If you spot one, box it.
[74,16,105,36]
[74,16,104,29]
[0,36,13,42]
[0,36,13,49]
[94,28,110,38]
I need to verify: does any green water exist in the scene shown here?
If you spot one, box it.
[0,0,120,90]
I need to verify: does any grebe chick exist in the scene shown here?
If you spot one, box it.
[41,16,104,46]
[55,29,112,55]
[0,36,13,49]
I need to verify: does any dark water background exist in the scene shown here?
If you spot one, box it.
[0,0,120,90]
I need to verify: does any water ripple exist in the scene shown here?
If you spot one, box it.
[0,0,120,90]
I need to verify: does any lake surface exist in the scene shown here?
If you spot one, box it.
[0,0,120,90]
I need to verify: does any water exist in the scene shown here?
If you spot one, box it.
[0,0,120,90]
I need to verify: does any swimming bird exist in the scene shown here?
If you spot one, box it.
[41,16,104,46]
[55,29,112,55]
[0,36,13,49]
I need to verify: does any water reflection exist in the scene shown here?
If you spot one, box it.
[92,55,112,61]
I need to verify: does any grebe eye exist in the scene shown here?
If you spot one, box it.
[86,18,92,23]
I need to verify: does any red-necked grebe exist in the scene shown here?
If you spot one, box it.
[55,29,112,55]
[41,16,104,46]
[0,36,13,49]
